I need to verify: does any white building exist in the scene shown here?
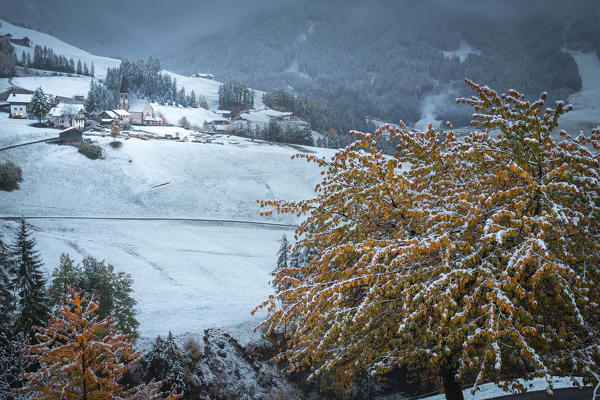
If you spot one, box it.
[112,109,131,125]
[7,93,33,119]
[48,103,85,129]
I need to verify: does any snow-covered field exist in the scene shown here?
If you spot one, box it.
[0,19,120,79]
[151,102,221,126]
[560,50,600,134]
[0,217,292,341]
[0,78,11,93]
[164,71,267,111]
[12,75,93,98]
[0,116,331,340]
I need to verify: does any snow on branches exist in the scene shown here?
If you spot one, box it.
[255,80,600,398]
[19,288,181,400]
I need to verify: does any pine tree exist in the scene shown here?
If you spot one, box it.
[11,217,49,338]
[0,234,15,326]
[76,59,82,75]
[83,62,89,76]
[145,332,187,393]
[29,87,50,124]
[19,289,181,399]
[90,61,95,77]
[272,234,290,293]
[255,80,600,399]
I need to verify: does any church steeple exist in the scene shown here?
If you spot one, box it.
[119,76,129,111]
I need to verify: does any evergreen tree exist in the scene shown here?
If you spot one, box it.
[83,62,89,76]
[11,218,49,338]
[0,234,15,326]
[48,254,139,337]
[76,59,82,75]
[29,87,50,124]
[90,61,95,77]
[145,332,187,393]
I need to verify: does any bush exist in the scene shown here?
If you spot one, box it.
[0,161,23,191]
[78,142,103,159]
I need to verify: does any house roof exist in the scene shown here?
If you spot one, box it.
[113,109,130,116]
[128,99,149,113]
[7,94,33,104]
[48,103,84,117]
[59,127,82,134]
[100,110,117,119]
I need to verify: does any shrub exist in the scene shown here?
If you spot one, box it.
[0,161,23,191]
[78,142,103,159]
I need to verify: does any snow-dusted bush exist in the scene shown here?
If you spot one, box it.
[77,142,103,159]
[0,161,23,190]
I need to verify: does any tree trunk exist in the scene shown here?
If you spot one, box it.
[441,367,464,400]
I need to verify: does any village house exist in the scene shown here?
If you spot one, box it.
[98,110,117,125]
[0,33,31,47]
[113,109,131,126]
[48,103,85,129]
[7,93,33,118]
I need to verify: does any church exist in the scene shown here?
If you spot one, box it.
[100,78,162,126]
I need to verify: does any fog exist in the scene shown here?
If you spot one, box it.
[1,0,597,60]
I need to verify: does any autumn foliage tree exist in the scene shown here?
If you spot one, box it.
[255,80,600,399]
[20,288,181,400]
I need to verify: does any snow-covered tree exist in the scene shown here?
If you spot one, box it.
[19,288,181,399]
[11,217,48,338]
[0,331,32,398]
[144,332,187,393]
[76,59,82,75]
[275,234,289,275]
[255,80,600,399]
[29,87,50,124]
[0,234,15,329]
[48,254,139,337]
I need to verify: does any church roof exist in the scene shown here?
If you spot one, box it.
[128,99,150,113]
[120,76,128,94]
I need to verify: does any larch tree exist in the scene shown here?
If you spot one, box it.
[19,288,181,400]
[255,80,600,399]
[111,119,122,142]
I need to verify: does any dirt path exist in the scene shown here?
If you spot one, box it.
[0,215,297,229]
[0,137,58,152]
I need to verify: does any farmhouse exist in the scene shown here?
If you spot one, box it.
[7,93,32,118]
[48,103,85,129]
[192,73,214,80]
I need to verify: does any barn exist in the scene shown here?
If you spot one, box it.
[58,127,83,145]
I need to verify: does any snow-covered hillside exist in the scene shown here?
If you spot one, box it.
[12,75,93,98]
[0,116,331,339]
[0,19,121,79]
[560,50,600,133]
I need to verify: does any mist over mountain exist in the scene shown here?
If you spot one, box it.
[1,0,598,126]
